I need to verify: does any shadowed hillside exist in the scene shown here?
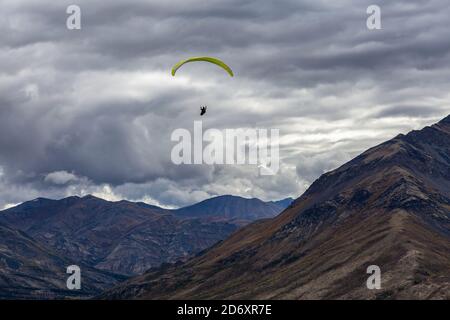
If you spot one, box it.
[0,223,124,299]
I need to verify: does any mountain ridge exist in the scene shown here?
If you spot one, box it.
[173,195,293,223]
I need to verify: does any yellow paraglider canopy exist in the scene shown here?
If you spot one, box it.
[171,57,234,77]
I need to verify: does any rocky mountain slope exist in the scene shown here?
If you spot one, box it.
[0,196,234,276]
[0,223,123,299]
[102,116,450,300]
[0,194,289,277]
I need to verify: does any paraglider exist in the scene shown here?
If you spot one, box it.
[171,57,234,77]
[171,57,233,116]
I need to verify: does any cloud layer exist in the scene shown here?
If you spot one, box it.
[1,0,449,208]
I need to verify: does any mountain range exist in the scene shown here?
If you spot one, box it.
[3,115,450,300]
[103,115,450,300]
[0,194,291,298]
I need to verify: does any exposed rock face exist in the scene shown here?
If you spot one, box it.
[102,116,450,300]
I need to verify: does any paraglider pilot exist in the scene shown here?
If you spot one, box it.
[200,106,207,116]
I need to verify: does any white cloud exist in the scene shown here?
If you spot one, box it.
[44,171,80,185]
[1,203,20,210]
[91,185,122,202]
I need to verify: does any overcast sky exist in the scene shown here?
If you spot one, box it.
[1,0,449,209]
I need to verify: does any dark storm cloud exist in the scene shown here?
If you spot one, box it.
[0,0,450,208]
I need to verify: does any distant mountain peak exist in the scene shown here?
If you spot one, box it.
[81,194,102,201]
[31,197,52,202]
[173,194,291,222]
